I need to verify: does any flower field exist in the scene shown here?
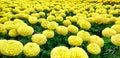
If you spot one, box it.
[0,0,120,58]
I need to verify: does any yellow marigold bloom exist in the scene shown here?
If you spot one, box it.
[35,7,43,12]
[13,19,24,24]
[17,26,34,37]
[115,20,120,25]
[41,20,49,28]
[4,21,16,30]
[31,34,47,45]
[66,16,72,20]
[38,18,46,23]
[1,40,23,56]
[68,25,79,34]
[47,15,55,21]
[56,26,68,36]
[87,43,101,55]
[79,20,91,30]
[70,47,89,58]
[39,12,45,17]
[111,34,120,46]
[55,16,63,22]
[0,17,8,23]
[8,29,18,37]
[14,22,28,29]
[23,42,40,57]
[68,35,83,46]
[12,8,20,14]
[63,20,71,26]
[89,35,104,47]
[60,13,66,17]
[102,27,116,38]
[14,13,29,19]
[28,16,38,24]
[31,13,40,18]
[77,30,91,41]
[3,13,13,19]
[110,17,118,22]
[0,23,6,31]
[0,40,7,53]
[70,16,78,22]
[51,46,70,58]
[111,25,120,33]
[47,21,58,30]
[0,29,7,35]
[42,30,54,39]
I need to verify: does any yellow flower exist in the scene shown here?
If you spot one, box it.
[42,30,54,39]
[1,40,23,56]
[17,26,34,37]
[68,25,79,34]
[77,30,91,41]
[31,34,47,45]
[87,43,101,55]
[102,27,117,38]
[0,29,7,35]
[4,21,16,30]
[0,23,6,31]
[8,29,18,37]
[56,26,68,36]
[111,34,120,46]
[115,20,120,25]
[31,13,40,18]
[63,20,71,26]
[55,16,63,22]
[47,21,58,30]
[111,25,120,33]
[13,19,24,24]
[89,35,104,47]
[60,13,66,17]
[12,8,20,14]
[70,16,78,22]
[14,22,28,29]
[79,20,91,30]
[14,13,29,19]
[35,7,43,12]
[28,16,38,24]
[51,46,70,58]
[41,20,49,28]
[38,18,46,23]
[47,15,55,21]
[0,40,7,53]
[0,17,8,23]
[39,12,45,17]
[23,42,40,57]
[70,47,89,58]
[68,35,83,46]
[110,17,118,22]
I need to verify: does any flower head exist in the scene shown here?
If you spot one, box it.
[87,43,101,55]
[23,42,40,57]
[51,46,70,58]
[56,26,68,36]
[17,26,34,37]
[70,47,89,58]
[111,34,120,46]
[68,35,83,46]
[31,34,47,45]
[42,30,54,39]
[1,40,23,56]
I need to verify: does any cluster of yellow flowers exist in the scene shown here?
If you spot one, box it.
[51,46,89,58]
[0,40,40,57]
[0,0,120,57]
